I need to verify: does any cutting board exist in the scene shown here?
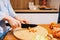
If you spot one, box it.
[13,26,48,40]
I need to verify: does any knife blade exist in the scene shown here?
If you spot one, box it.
[21,24,37,28]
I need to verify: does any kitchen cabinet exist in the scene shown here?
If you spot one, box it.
[10,0,49,10]
[16,13,58,24]
[10,0,34,10]
[10,0,59,13]
[10,0,59,24]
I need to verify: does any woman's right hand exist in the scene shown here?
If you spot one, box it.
[3,16,21,29]
[8,17,21,29]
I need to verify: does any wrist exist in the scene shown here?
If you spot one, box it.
[3,16,12,21]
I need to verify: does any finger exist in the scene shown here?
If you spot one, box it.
[9,23,15,29]
[21,21,25,24]
[17,21,21,27]
[10,24,16,29]
[11,26,16,29]
[23,20,29,24]
[18,23,21,27]
[12,22,18,29]
[11,23,17,29]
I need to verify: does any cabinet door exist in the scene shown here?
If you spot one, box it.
[10,0,34,10]
[16,13,58,24]
[10,0,18,10]
[35,0,39,5]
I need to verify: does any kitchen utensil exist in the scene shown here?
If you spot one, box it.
[13,26,48,40]
[6,23,38,28]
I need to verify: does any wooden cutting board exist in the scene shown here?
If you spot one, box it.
[13,26,48,40]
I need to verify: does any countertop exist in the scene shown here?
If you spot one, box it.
[15,10,59,13]
[4,24,60,40]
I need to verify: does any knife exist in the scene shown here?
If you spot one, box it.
[21,24,37,28]
[6,23,38,28]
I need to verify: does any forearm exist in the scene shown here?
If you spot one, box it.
[14,16,21,21]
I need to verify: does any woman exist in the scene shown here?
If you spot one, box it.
[0,0,29,39]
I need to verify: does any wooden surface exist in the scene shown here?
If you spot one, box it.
[15,10,59,13]
[10,0,34,10]
[10,0,47,10]
[13,26,48,40]
[4,24,60,40]
[10,0,59,13]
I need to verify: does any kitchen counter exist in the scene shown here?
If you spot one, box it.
[4,24,60,40]
[15,10,59,13]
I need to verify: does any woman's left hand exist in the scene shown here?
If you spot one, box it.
[15,16,29,24]
[19,19,29,24]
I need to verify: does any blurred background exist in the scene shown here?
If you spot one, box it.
[10,0,59,24]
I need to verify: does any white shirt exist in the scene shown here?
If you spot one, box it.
[0,0,16,33]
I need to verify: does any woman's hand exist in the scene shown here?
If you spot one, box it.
[15,16,29,24]
[19,19,29,24]
[3,16,21,29]
[3,16,29,29]
[8,17,21,29]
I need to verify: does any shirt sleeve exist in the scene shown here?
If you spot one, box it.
[0,12,6,21]
[0,0,7,21]
[7,0,16,18]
